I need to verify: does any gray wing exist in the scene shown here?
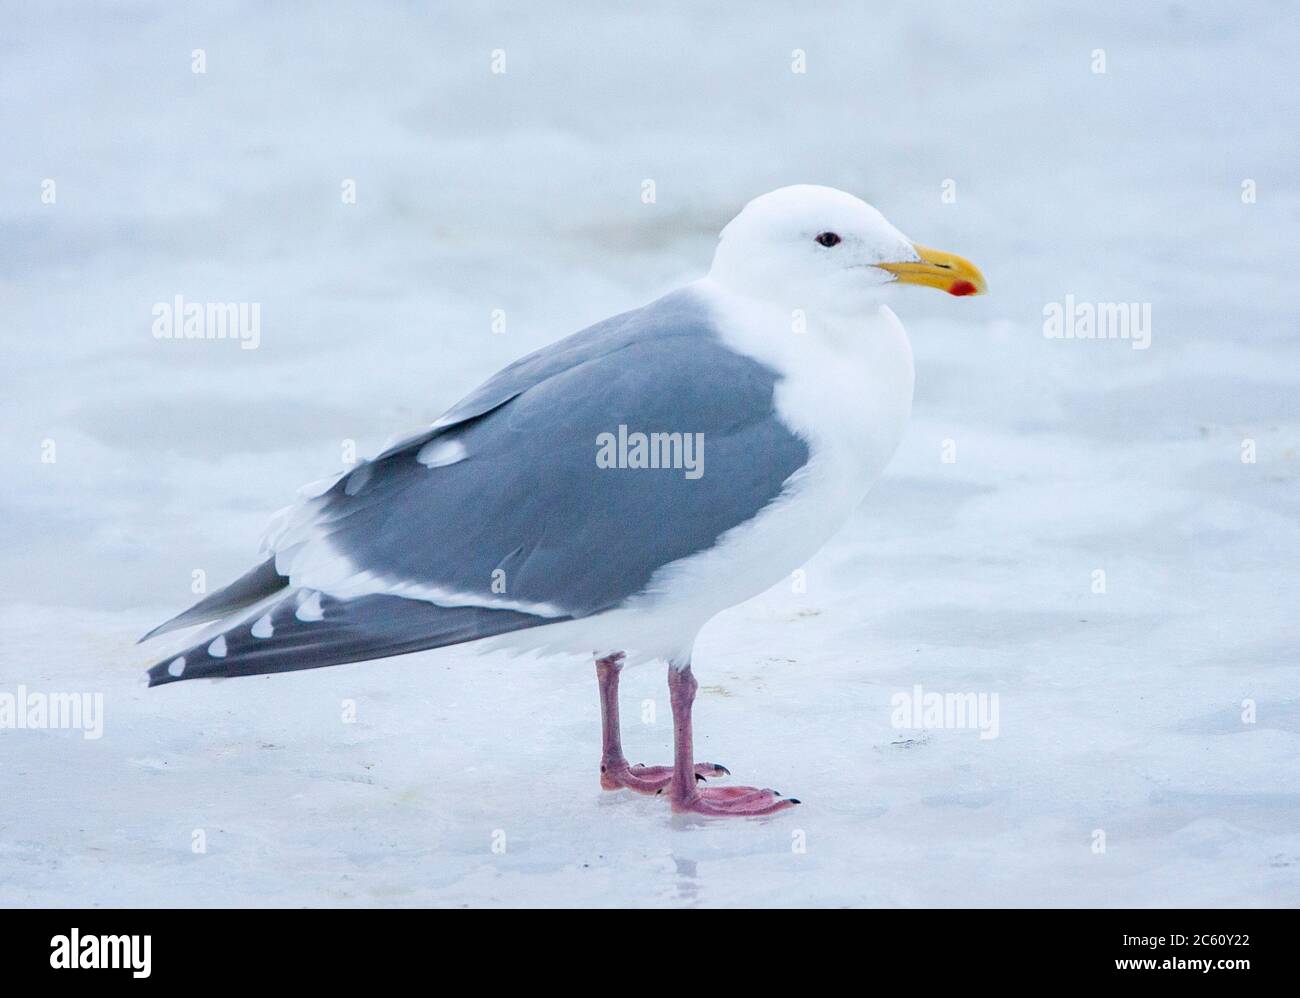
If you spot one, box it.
[145,287,809,686]
[273,287,810,617]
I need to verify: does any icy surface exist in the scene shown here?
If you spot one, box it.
[1,2,1298,907]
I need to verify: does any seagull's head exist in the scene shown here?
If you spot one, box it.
[709,185,986,314]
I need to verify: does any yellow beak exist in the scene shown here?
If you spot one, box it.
[877,243,987,296]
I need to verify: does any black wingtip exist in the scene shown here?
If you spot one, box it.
[145,661,182,688]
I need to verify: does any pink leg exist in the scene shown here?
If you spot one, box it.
[596,652,728,793]
[667,661,799,816]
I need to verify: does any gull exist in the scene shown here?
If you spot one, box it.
[141,185,986,817]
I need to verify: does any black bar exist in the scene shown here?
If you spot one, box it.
[0,909,1288,984]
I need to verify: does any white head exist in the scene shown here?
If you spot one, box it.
[709,185,986,314]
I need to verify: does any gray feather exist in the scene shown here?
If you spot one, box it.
[304,287,810,616]
[138,557,288,643]
[144,286,810,683]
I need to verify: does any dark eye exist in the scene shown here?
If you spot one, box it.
[815,232,841,247]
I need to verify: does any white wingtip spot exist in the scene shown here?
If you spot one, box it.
[251,613,275,639]
[167,656,186,677]
[207,635,228,658]
[295,590,324,622]
[416,437,468,469]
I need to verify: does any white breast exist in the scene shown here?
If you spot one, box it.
[654,279,916,608]
[503,281,915,666]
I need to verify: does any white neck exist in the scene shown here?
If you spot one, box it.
[692,276,915,507]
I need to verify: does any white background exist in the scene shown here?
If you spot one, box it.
[2,1,1297,906]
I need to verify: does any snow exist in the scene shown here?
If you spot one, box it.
[2,1,1298,907]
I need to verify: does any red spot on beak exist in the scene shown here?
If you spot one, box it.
[949,280,978,297]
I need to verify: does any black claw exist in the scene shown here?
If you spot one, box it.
[655,788,664,795]
[714,765,730,775]
[789,798,802,805]
[695,772,707,783]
